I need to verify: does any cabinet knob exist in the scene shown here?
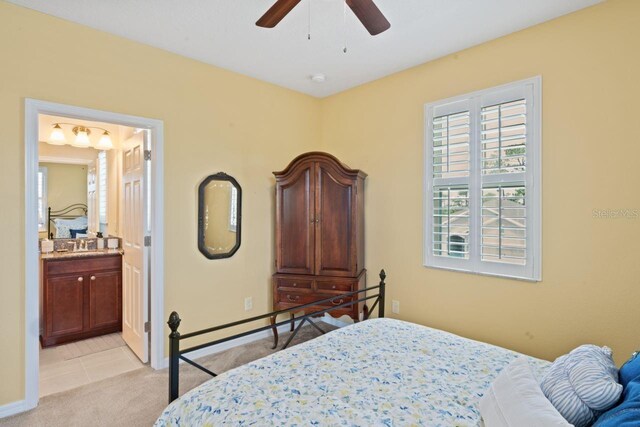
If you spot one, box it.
[91,276,96,281]
[293,283,297,287]
[77,277,83,282]
[332,285,336,289]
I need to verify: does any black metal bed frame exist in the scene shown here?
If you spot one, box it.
[47,203,88,239]
[167,269,387,403]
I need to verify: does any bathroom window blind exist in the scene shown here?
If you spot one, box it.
[424,78,541,281]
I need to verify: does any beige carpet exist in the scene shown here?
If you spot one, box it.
[1,322,337,427]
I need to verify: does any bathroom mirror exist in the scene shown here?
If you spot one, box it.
[198,173,242,259]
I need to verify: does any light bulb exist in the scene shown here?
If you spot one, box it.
[48,124,66,145]
[96,131,113,150]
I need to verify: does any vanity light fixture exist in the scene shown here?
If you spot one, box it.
[72,126,91,148]
[47,123,114,150]
[47,124,66,145]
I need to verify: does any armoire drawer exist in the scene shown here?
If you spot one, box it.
[277,292,327,306]
[315,280,354,293]
[277,291,353,307]
[275,277,313,291]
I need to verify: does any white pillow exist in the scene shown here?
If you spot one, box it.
[480,358,572,427]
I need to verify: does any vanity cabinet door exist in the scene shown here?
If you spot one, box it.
[89,271,122,330]
[45,274,85,338]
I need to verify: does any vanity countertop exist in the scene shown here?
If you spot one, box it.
[40,249,124,260]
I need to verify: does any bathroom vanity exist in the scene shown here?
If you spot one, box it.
[40,251,123,347]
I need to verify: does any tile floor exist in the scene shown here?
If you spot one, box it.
[40,336,144,397]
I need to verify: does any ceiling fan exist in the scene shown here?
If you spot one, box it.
[256,0,391,36]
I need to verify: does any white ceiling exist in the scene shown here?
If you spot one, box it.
[8,0,602,97]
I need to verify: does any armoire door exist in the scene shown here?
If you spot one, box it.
[276,163,315,274]
[314,161,357,277]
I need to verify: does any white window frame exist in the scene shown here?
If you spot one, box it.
[424,77,542,281]
[37,167,48,232]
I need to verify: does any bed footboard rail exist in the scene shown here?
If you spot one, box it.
[167,269,386,403]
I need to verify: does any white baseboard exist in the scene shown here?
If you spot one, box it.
[320,314,352,328]
[160,318,304,369]
[159,314,351,370]
[0,399,30,419]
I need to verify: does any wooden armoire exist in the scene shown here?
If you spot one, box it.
[272,152,367,322]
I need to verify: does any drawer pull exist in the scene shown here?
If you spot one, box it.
[331,298,344,306]
[332,285,336,289]
[287,295,300,302]
[91,276,96,281]
[77,277,83,282]
[293,283,297,287]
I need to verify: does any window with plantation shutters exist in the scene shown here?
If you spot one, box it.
[424,78,541,281]
[38,167,48,232]
[98,151,108,234]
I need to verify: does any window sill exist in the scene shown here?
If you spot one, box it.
[423,263,541,283]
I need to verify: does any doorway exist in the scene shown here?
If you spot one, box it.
[24,99,165,410]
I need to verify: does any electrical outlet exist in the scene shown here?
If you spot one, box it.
[244,297,253,311]
[392,300,400,314]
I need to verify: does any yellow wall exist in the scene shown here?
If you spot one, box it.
[320,0,640,365]
[2,0,639,409]
[0,1,320,405]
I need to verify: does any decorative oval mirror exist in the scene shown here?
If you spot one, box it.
[198,173,242,259]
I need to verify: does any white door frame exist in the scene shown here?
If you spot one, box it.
[24,99,165,410]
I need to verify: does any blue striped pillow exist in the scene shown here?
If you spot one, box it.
[541,345,623,427]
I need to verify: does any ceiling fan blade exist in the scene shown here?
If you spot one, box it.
[346,0,390,36]
[256,0,303,28]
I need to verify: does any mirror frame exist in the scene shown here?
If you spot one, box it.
[197,172,242,260]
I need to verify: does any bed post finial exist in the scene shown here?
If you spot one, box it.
[378,269,386,318]
[168,311,181,403]
[168,311,181,337]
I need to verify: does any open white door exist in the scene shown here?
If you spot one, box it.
[121,132,149,363]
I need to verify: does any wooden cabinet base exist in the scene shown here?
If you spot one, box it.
[40,325,122,347]
[40,254,122,348]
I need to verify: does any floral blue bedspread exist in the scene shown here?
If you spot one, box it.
[155,318,549,426]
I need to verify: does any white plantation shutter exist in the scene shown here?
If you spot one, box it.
[98,151,108,228]
[38,167,47,231]
[425,78,541,281]
[433,186,469,258]
[433,111,470,179]
[481,185,526,265]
